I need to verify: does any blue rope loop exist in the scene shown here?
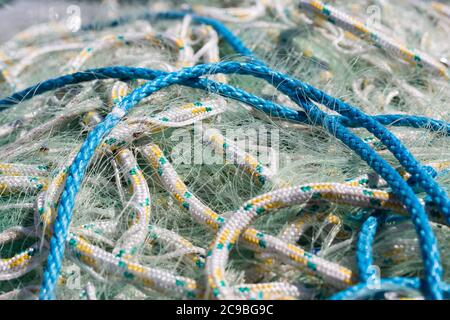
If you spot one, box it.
[0,11,447,300]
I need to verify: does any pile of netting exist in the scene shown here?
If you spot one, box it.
[0,0,449,300]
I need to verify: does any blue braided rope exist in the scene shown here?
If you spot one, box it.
[0,11,445,300]
[1,66,449,137]
[34,61,446,299]
[228,64,450,225]
[329,277,423,300]
[356,215,381,283]
[262,66,446,297]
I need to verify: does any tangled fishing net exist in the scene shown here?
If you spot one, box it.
[0,0,449,300]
